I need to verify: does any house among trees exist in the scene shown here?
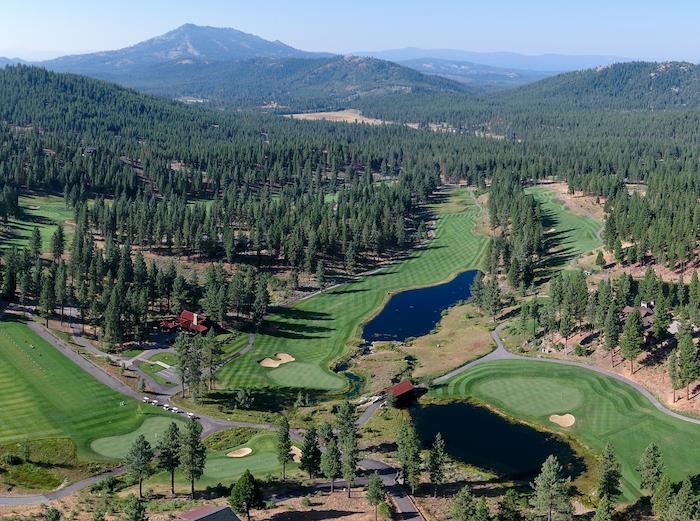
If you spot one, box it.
[623,302,655,337]
[384,380,416,406]
[178,505,240,521]
[161,310,209,334]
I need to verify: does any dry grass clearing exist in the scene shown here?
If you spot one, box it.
[406,304,493,379]
[287,109,389,125]
[354,349,409,395]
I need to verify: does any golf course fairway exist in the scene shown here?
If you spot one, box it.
[0,318,171,459]
[430,360,700,500]
[216,188,489,391]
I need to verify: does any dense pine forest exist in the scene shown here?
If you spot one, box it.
[3,62,700,342]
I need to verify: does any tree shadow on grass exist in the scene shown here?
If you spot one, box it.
[203,387,327,414]
[272,307,333,322]
[262,318,334,340]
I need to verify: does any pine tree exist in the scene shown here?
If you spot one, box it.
[179,418,206,498]
[677,327,699,400]
[472,498,491,521]
[497,489,524,521]
[592,494,614,521]
[340,430,359,498]
[229,470,264,521]
[397,420,421,494]
[156,422,181,496]
[299,427,321,478]
[316,260,326,288]
[595,250,605,267]
[366,472,386,521]
[665,478,696,521]
[636,442,664,494]
[320,434,341,493]
[651,473,673,518]
[51,224,65,262]
[123,495,146,521]
[426,432,448,497]
[39,270,55,327]
[531,455,572,521]
[276,415,293,481]
[451,484,475,521]
[597,442,621,499]
[30,227,42,261]
[603,303,619,363]
[669,348,682,402]
[125,434,153,499]
[619,310,644,373]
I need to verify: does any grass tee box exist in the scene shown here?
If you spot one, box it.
[431,360,700,500]
[216,189,489,392]
[0,318,171,459]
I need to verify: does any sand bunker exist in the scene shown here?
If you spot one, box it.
[290,446,302,463]
[259,353,296,368]
[549,414,576,428]
[227,447,253,458]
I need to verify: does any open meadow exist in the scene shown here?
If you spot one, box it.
[430,360,700,500]
[215,188,489,394]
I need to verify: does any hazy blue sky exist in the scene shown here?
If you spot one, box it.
[1,0,698,61]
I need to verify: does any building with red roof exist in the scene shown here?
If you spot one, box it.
[384,380,416,406]
[161,310,209,333]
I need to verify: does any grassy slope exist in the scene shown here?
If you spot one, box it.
[0,319,171,459]
[216,188,489,391]
[1,195,74,252]
[525,186,602,270]
[431,360,700,500]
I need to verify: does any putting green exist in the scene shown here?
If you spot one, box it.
[216,188,489,391]
[201,432,293,482]
[431,360,700,499]
[91,416,186,459]
[0,319,170,459]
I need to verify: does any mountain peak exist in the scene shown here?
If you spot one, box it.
[45,24,330,69]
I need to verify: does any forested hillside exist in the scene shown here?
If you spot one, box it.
[0,65,478,344]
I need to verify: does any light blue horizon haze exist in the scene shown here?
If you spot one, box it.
[0,0,698,61]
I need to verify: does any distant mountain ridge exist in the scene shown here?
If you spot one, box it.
[500,61,700,109]
[397,57,553,89]
[33,24,468,110]
[358,47,631,72]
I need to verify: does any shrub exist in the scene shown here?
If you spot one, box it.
[378,501,396,520]
[300,496,312,508]
[574,344,587,357]
[3,454,22,465]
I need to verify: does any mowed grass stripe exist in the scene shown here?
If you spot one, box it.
[0,319,170,458]
[217,189,488,391]
[431,360,700,499]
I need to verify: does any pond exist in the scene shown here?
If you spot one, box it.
[362,269,478,343]
[411,402,585,480]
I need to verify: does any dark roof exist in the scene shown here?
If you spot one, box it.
[179,505,240,521]
[386,380,415,397]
